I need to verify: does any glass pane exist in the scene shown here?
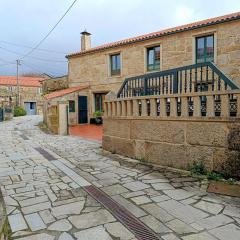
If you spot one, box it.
[196,37,205,63]
[116,54,121,70]
[95,94,101,111]
[111,54,120,75]
[154,46,160,61]
[206,36,214,61]
[111,56,116,70]
[69,100,75,112]
[148,49,154,65]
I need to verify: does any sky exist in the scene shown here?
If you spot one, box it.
[0,0,239,77]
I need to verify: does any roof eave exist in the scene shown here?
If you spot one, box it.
[66,15,240,59]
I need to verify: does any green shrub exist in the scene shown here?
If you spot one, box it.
[14,106,26,117]
[207,172,223,181]
[189,161,207,175]
[93,111,103,117]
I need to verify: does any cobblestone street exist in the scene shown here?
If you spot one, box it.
[0,116,239,240]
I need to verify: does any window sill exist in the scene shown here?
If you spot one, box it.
[145,69,161,74]
[108,74,122,78]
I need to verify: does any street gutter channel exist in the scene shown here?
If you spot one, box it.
[29,138,161,239]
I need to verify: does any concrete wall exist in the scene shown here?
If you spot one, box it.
[103,118,240,178]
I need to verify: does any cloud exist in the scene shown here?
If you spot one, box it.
[0,0,239,75]
[174,5,195,25]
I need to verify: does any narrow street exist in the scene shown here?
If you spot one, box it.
[0,116,239,240]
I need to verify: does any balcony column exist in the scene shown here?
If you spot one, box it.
[237,94,240,118]
[133,99,139,117]
[170,98,177,117]
[221,94,230,118]
[112,101,116,116]
[193,96,201,117]
[116,101,121,116]
[150,98,157,117]
[160,98,166,117]
[103,102,108,117]
[181,97,188,117]
[141,99,148,117]
[121,100,127,116]
[127,100,133,116]
[206,95,215,117]
[107,102,112,117]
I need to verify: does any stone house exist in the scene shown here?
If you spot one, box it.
[42,75,68,94]
[44,12,239,127]
[0,76,44,115]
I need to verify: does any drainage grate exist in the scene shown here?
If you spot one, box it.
[34,147,57,161]
[20,134,29,140]
[84,185,160,240]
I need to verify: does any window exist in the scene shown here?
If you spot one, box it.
[110,54,121,76]
[95,93,105,112]
[147,46,160,71]
[69,100,75,112]
[196,35,214,63]
[8,86,13,92]
[38,88,42,94]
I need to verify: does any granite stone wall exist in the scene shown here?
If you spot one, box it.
[103,118,240,178]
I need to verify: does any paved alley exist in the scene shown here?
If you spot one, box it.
[0,116,239,240]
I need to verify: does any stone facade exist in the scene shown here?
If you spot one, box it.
[0,85,43,114]
[103,118,240,178]
[67,18,240,124]
[42,76,68,94]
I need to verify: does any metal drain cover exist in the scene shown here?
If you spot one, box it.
[84,185,161,240]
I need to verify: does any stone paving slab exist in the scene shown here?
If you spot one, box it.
[0,116,239,240]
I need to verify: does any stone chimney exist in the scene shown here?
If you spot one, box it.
[81,30,91,51]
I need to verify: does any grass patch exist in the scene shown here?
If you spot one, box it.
[189,161,238,184]
[189,161,207,175]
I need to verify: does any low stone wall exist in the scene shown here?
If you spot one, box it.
[103,118,240,178]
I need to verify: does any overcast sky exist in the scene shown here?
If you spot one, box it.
[0,0,239,77]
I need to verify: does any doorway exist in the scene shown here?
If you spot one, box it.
[24,102,36,115]
[78,96,88,124]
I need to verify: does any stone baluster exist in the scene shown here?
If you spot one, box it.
[221,94,230,118]
[104,102,108,117]
[133,99,139,117]
[170,98,177,117]
[193,96,201,117]
[107,102,112,117]
[141,99,148,117]
[237,94,240,118]
[181,97,188,117]
[160,98,167,117]
[127,100,133,116]
[206,95,215,117]
[112,101,116,116]
[150,98,157,117]
[116,101,121,116]
[121,100,127,116]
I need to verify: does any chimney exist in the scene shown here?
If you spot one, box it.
[81,30,91,51]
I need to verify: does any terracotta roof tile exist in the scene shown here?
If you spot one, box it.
[67,11,240,58]
[44,86,88,100]
[0,76,43,87]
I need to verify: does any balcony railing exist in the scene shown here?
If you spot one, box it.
[105,90,240,119]
[117,62,239,98]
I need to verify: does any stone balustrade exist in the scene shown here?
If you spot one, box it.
[104,90,240,120]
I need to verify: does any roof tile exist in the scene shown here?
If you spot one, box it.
[44,86,88,100]
[0,76,43,87]
[67,11,240,57]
